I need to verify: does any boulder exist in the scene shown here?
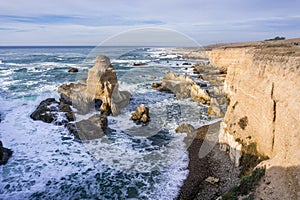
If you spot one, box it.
[30,98,75,125]
[68,68,78,73]
[131,104,150,124]
[190,84,211,104]
[66,114,107,140]
[58,55,130,115]
[0,140,12,165]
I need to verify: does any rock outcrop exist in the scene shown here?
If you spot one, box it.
[31,55,128,140]
[67,114,108,140]
[204,38,300,199]
[131,104,150,124]
[0,140,12,165]
[152,71,210,104]
[59,55,131,115]
[30,98,75,125]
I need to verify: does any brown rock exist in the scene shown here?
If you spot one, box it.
[68,68,78,73]
[131,104,150,124]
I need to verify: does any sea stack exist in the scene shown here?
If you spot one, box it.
[59,55,131,115]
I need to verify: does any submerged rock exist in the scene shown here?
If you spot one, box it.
[0,140,12,165]
[68,68,78,73]
[58,55,130,115]
[131,104,150,124]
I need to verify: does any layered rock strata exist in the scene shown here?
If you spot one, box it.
[204,38,300,199]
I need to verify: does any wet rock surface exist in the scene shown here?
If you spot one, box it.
[0,140,12,165]
[68,68,78,73]
[30,98,75,125]
[131,104,150,124]
[67,114,108,140]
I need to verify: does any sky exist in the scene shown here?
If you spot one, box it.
[0,0,299,46]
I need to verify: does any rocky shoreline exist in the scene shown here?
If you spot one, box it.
[28,50,237,198]
[181,38,300,199]
[177,123,240,200]
[25,38,300,199]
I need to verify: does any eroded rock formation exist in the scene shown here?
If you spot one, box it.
[59,55,130,115]
[152,71,210,104]
[31,55,129,140]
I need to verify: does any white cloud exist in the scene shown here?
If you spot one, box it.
[0,0,299,45]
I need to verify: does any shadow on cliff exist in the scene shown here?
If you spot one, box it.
[178,124,240,200]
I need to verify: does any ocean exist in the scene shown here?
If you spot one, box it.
[0,46,212,199]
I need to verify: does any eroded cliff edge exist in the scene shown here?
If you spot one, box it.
[203,38,300,199]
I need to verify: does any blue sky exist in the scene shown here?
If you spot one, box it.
[0,0,299,46]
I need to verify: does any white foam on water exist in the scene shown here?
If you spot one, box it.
[0,47,220,199]
[0,95,97,199]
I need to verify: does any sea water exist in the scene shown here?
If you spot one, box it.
[0,46,211,199]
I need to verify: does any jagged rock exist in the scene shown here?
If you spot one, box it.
[152,71,210,104]
[68,68,78,73]
[0,140,12,165]
[30,98,75,125]
[175,123,195,134]
[66,114,107,140]
[30,98,108,140]
[151,82,172,93]
[131,104,150,124]
[58,55,130,115]
[190,84,211,104]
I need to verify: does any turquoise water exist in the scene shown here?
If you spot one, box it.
[0,46,210,199]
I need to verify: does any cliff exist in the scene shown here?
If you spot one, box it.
[205,38,300,199]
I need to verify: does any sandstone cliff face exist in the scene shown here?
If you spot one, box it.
[206,39,300,199]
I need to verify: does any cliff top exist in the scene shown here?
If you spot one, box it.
[204,38,300,57]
